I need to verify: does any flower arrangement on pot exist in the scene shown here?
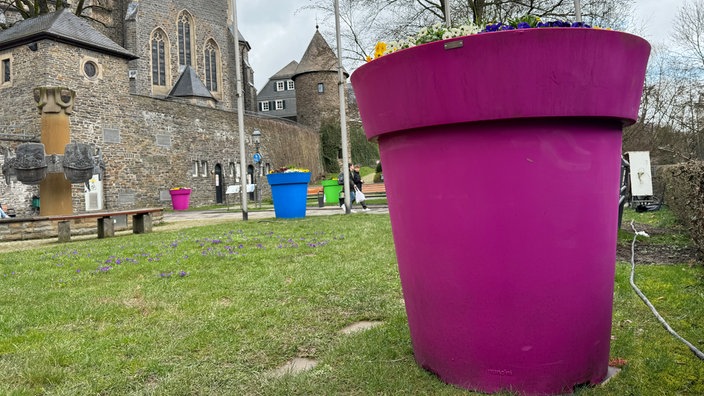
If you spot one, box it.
[351,15,650,396]
[266,166,311,219]
[367,15,601,61]
[268,166,310,174]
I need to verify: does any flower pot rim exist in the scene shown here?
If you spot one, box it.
[351,28,651,140]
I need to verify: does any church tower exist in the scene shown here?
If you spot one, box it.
[292,27,348,131]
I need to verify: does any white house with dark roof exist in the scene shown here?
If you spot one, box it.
[256,60,299,121]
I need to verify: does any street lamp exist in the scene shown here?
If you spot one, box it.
[252,129,262,208]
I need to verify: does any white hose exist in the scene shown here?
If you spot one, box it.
[628,220,704,360]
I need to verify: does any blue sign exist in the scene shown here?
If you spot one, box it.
[253,153,262,163]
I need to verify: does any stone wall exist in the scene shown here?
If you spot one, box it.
[1,39,322,216]
[123,0,256,112]
[294,70,343,131]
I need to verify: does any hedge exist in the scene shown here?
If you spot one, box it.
[659,161,704,257]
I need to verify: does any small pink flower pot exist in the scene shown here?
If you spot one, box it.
[169,189,191,211]
[351,28,650,395]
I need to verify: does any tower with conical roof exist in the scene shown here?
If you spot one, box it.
[292,27,348,131]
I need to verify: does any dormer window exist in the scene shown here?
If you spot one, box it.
[275,81,285,91]
[287,80,295,90]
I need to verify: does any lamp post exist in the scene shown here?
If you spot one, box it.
[252,128,262,208]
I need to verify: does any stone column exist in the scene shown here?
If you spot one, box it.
[34,87,75,216]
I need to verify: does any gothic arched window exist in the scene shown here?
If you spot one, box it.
[178,11,194,67]
[150,28,169,87]
[204,40,220,92]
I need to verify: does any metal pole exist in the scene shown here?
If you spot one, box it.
[574,0,582,23]
[230,0,248,220]
[334,0,351,214]
[444,0,451,27]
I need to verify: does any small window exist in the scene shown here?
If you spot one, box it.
[287,80,295,90]
[259,101,270,111]
[192,160,199,177]
[83,61,98,78]
[201,161,208,177]
[229,162,236,178]
[275,81,285,91]
[1,58,10,84]
[235,162,241,183]
[317,83,324,93]
[275,99,284,110]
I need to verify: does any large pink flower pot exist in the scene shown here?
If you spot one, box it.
[351,28,650,395]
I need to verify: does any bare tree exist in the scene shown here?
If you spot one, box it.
[303,0,634,70]
[0,0,112,29]
[624,44,704,163]
[672,0,704,70]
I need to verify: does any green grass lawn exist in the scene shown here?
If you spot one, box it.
[1,213,702,395]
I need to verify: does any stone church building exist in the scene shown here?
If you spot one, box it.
[0,1,347,216]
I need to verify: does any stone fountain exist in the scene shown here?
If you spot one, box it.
[2,87,104,216]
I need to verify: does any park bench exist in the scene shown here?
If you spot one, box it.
[306,183,386,206]
[48,208,164,242]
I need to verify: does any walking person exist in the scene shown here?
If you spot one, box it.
[352,164,369,211]
[338,163,368,212]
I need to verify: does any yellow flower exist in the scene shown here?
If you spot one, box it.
[374,41,387,59]
[365,55,372,62]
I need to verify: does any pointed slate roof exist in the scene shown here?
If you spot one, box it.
[272,60,299,79]
[0,8,137,59]
[168,66,214,100]
[294,28,348,78]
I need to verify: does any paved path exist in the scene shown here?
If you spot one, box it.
[0,205,388,253]
[163,204,388,223]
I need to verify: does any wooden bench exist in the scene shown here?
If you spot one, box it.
[359,183,387,199]
[306,183,386,206]
[47,207,164,242]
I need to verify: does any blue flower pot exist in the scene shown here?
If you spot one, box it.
[266,172,311,218]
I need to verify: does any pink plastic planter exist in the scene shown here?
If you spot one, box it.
[169,189,191,211]
[351,28,650,395]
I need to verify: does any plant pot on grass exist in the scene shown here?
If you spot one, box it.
[169,188,191,211]
[266,171,311,218]
[351,27,650,395]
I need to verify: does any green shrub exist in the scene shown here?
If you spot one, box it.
[659,161,704,257]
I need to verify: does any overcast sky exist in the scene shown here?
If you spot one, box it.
[237,0,686,92]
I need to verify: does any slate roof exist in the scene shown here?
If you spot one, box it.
[294,29,347,78]
[258,61,298,97]
[0,8,137,59]
[168,65,214,100]
[272,60,299,79]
